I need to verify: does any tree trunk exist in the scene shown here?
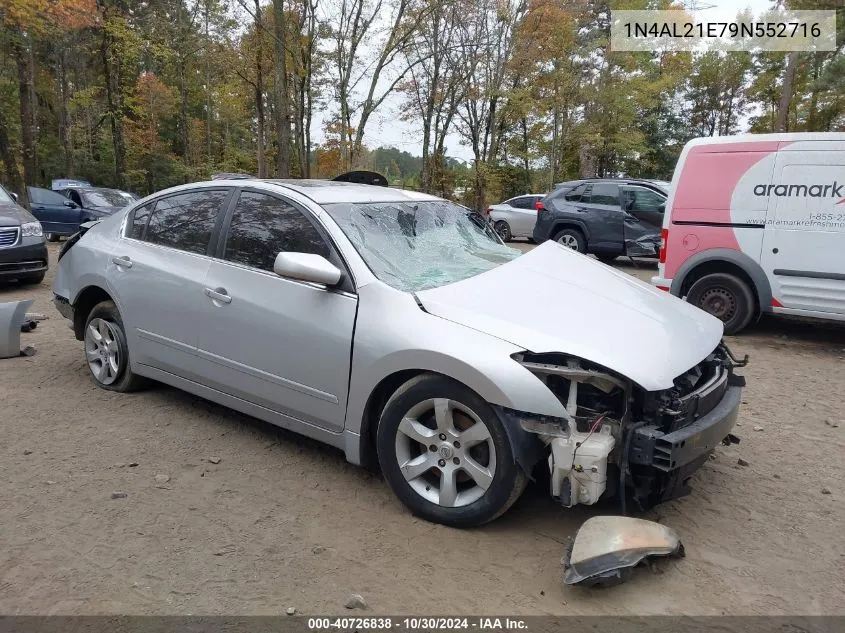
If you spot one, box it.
[776,52,799,133]
[205,0,213,164]
[303,3,315,178]
[254,0,267,178]
[273,0,291,177]
[521,117,530,192]
[11,37,37,187]
[420,119,432,192]
[0,108,29,208]
[101,26,126,188]
[56,48,74,177]
[578,141,596,178]
[807,54,820,131]
[175,6,190,164]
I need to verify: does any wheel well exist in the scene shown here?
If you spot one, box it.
[358,369,424,469]
[551,222,587,241]
[680,261,760,317]
[72,286,113,340]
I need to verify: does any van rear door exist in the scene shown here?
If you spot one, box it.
[760,143,845,316]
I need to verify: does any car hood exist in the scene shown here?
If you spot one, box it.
[415,242,724,391]
[0,202,36,225]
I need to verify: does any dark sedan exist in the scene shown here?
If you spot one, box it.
[28,186,93,242]
[0,185,48,284]
[56,186,138,218]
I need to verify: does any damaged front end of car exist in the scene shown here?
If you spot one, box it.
[504,343,747,512]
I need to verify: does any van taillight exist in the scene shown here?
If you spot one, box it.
[535,201,543,210]
[659,228,668,263]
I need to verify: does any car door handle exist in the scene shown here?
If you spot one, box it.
[204,287,232,304]
[112,255,133,268]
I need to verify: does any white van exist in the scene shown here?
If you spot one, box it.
[652,133,845,334]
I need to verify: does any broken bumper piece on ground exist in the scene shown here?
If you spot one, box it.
[562,516,685,587]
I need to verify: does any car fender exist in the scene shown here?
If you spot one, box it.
[670,248,772,313]
[343,284,568,464]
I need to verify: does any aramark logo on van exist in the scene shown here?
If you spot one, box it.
[754,182,844,199]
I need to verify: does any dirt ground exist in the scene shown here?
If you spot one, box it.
[1,241,844,616]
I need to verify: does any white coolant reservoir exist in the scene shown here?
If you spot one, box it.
[549,425,616,508]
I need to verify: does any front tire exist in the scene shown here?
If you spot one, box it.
[83,300,147,392]
[553,228,586,253]
[686,273,755,335]
[377,374,527,528]
[494,220,512,242]
[45,233,60,242]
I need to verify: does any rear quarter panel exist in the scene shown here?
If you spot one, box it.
[52,213,124,307]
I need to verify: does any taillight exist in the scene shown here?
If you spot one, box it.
[535,201,543,210]
[659,228,669,263]
[484,207,492,216]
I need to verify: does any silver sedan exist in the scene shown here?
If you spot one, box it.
[486,194,544,241]
[53,179,742,527]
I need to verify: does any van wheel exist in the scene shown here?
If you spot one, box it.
[554,228,586,253]
[686,273,755,335]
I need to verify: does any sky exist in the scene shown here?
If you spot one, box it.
[312,0,776,163]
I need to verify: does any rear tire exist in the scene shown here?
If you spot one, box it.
[83,300,148,392]
[494,220,512,242]
[377,374,527,528]
[553,228,586,253]
[596,254,618,264]
[686,273,755,335]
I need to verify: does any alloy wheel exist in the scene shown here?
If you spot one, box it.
[394,398,497,508]
[557,234,579,249]
[84,318,121,385]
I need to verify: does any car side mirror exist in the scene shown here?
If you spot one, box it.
[64,200,78,208]
[273,252,342,286]
[10,192,18,203]
[658,203,666,213]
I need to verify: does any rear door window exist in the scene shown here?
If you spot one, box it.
[132,189,229,255]
[587,184,620,206]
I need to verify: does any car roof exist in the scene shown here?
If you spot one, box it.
[173,179,444,205]
[552,178,667,193]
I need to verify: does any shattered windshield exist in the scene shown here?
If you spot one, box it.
[323,200,521,292]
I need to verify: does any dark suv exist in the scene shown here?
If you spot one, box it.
[533,179,667,262]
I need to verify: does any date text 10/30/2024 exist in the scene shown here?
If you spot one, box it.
[307,617,529,630]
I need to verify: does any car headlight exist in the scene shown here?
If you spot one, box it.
[21,221,43,237]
